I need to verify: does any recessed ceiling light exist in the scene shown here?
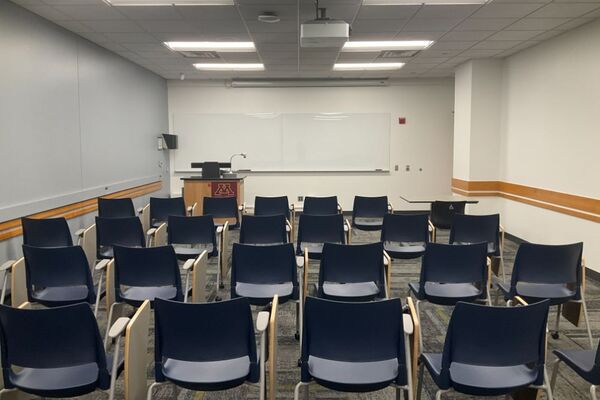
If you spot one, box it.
[362,0,487,5]
[342,40,433,52]
[105,0,233,6]
[194,63,265,71]
[258,12,280,23]
[165,42,256,52]
[333,62,405,71]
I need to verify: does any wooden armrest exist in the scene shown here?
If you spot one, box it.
[0,260,15,272]
[137,207,145,214]
[428,220,434,232]
[337,203,343,213]
[403,313,414,335]
[388,202,393,212]
[383,251,391,266]
[75,229,86,237]
[216,225,224,233]
[296,256,304,268]
[147,228,157,236]
[109,317,130,339]
[95,259,110,271]
[182,258,195,271]
[256,311,270,332]
[514,296,528,306]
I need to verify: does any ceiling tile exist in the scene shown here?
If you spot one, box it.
[453,18,517,31]
[413,4,480,19]
[428,41,477,50]
[439,30,494,41]
[117,6,183,20]
[487,30,545,41]
[355,5,419,19]
[103,32,158,43]
[554,17,596,31]
[506,17,571,31]
[528,3,600,18]
[472,40,520,50]
[402,18,461,32]
[351,19,405,33]
[470,3,545,18]
[53,4,126,20]
[22,5,72,20]
[136,20,198,33]
[81,20,144,33]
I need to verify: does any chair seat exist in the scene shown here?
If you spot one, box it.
[10,363,100,398]
[173,244,214,259]
[98,246,114,259]
[353,217,384,231]
[384,241,426,259]
[120,285,178,303]
[162,356,251,391]
[497,282,576,305]
[554,349,599,384]
[322,281,379,299]
[302,242,324,255]
[32,285,91,305]
[453,241,497,255]
[235,282,294,299]
[151,219,166,228]
[409,282,483,305]
[308,355,399,391]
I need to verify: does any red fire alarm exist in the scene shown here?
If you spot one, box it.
[398,117,406,125]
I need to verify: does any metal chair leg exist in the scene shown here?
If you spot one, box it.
[591,385,598,400]
[415,299,423,352]
[581,295,594,349]
[544,368,555,400]
[0,271,9,305]
[551,304,562,339]
[146,382,162,400]
[550,359,561,391]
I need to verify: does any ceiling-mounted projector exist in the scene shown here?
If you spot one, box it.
[300,1,349,48]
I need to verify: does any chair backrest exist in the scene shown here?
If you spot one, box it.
[381,213,430,244]
[301,296,407,383]
[254,196,290,220]
[419,242,488,287]
[296,214,346,253]
[0,303,109,391]
[96,216,145,253]
[22,245,95,304]
[21,217,73,247]
[303,196,338,215]
[318,242,386,295]
[203,196,239,220]
[113,245,183,303]
[430,201,466,229]
[150,197,186,224]
[439,300,550,388]
[153,297,258,382]
[97,197,135,218]
[240,214,288,245]
[231,243,298,298]
[352,196,388,219]
[167,215,216,248]
[510,242,583,296]
[450,214,500,253]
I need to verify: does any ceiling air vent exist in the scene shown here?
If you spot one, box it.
[178,51,220,59]
[378,50,420,58]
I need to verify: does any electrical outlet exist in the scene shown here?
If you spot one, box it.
[298,196,304,202]
[394,164,399,171]
[405,165,410,172]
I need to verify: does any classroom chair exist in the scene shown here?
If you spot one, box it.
[231,243,301,337]
[97,197,135,218]
[429,201,466,242]
[138,196,196,233]
[409,242,490,351]
[0,300,150,400]
[381,213,430,260]
[203,196,241,228]
[296,213,349,259]
[253,195,296,239]
[450,213,506,281]
[497,242,593,348]
[147,296,279,400]
[418,300,552,400]
[240,214,290,245]
[551,342,600,400]
[294,296,415,400]
[95,216,146,260]
[302,196,341,215]
[351,195,392,231]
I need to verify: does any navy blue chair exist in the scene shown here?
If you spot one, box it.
[381,213,430,260]
[551,343,600,399]
[204,196,240,228]
[409,242,489,350]
[0,302,128,400]
[314,242,388,302]
[147,297,275,400]
[97,197,135,218]
[303,196,340,216]
[295,296,414,400]
[429,201,466,242]
[450,213,505,280]
[95,216,145,260]
[254,196,292,220]
[418,300,552,400]
[168,215,219,261]
[351,196,391,231]
[22,244,98,312]
[497,242,591,346]
[150,197,187,228]
[296,214,347,259]
[240,214,289,245]
[21,216,73,247]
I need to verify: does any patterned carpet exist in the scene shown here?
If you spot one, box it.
[83,221,598,400]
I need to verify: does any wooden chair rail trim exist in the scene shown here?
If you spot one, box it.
[0,181,162,241]
[451,178,600,223]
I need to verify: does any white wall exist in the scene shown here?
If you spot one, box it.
[167,80,455,211]
[0,1,169,260]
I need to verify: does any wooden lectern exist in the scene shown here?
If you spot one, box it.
[181,177,245,215]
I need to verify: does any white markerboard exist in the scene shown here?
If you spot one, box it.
[172,112,390,172]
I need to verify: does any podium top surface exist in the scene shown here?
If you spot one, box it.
[181,176,245,181]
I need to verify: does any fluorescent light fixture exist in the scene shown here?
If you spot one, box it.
[165,41,255,52]
[333,62,405,71]
[194,63,264,71]
[362,0,487,5]
[105,0,233,5]
[230,79,389,87]
[342,40,433,52]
